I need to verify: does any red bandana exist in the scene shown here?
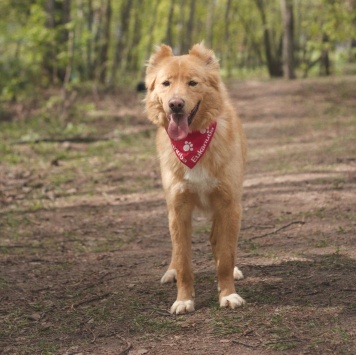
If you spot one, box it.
[168,122,217,169]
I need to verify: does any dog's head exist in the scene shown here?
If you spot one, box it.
[145,43,224,141]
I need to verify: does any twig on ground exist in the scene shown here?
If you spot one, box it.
[0,244,43,249]
[70,292,111,309]
[232,339,260,349]
[117,335,132,355]
[264,338,302,346]
[81,272,114,291]
[250,221,305,240]
[154,309,173,317]
[89,328,97,343]
[242,224,275,231]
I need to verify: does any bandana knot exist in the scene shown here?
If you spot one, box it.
[168,122,217,169]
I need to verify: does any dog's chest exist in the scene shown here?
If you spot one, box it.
[183,166,218,207]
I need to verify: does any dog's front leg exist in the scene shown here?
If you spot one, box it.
[164,193,195,314]
[210,202,245,309]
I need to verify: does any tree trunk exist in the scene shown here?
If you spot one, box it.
[280,0,296,79]
[183,0,196,53]
[165,0,175,46]
[224,0,232,77]
[126,0,143,73]
[44,0,71,83]
[320,33,331,76]
[177,0,187,54]
[255,0,283,77]
[206,0,215,48]
[86,0,94,80]
[98,0,111,83]
[110,0,133,84]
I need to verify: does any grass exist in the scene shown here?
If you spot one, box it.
[132,315,180,334]
[206,304,247,334]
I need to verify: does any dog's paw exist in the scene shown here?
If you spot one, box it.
[233,266,244,280]
[170,300,195,314]
[220,293,245,309]
[161,269,177,284]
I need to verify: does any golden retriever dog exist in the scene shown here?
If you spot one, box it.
[145,43,247,314]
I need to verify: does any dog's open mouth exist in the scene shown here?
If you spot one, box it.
[167,101,201,141]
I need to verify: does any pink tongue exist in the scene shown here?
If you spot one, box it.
[167,113,189,141]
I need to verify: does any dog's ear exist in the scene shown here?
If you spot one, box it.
[145,45,173,90]
[189,42,219,70]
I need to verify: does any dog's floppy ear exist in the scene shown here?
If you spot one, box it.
[146,44,173,91]
[189,42,219,70]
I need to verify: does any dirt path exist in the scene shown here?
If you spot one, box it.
[1,77,355,354]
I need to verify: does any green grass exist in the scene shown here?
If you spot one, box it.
[213,319,243,336]
[132,315,180,334]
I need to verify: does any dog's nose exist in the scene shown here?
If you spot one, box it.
[169,98,185,113]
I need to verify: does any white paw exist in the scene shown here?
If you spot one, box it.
[160,269,177,284]
[220,293,245,309]
[233,266,244,280]
[170,300,195,314]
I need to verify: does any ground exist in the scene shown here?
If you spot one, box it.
[0,77,355,355]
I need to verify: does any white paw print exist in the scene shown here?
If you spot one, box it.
[183,141,193,152]
[200,128,207,134]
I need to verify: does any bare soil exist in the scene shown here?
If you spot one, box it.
[1,77,355,354]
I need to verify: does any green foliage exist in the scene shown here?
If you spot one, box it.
[0,0,355,99]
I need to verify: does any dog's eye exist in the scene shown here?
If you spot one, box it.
[188,80,198,87]
[162,80,171,87]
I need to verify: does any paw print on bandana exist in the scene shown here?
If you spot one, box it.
[183,141,193,152]
[200,128,207,134]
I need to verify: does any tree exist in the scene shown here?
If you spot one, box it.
[255,0,283,77]
[1,0,355,97]
[98,0,112,83]
[110,0,133,84]
[280,0,296,78]
[44,0,71,83]
[164,0,175,46]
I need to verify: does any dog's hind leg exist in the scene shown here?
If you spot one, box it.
[234,266,244,280]
[161,268,177,283]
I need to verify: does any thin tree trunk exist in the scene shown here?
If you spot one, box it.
[142,0,161,77]
[63,30,74,88]
[320,33,331,76]
[183,0,196,53]
[98,0,111,83]
[44,0,71,83]
[206,0,215,48]
[92,3,103,82]
[280,0,296,79]
[126,0,143,73]
[86,0,94,80]
[224,0,232,77]
[110,0,133,83]
[165,0,175,46]
[178,0,186,54]
[255,0,283,77]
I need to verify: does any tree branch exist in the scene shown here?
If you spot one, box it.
[250,221,305,240]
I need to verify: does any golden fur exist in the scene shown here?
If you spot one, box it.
[145,43,247,314]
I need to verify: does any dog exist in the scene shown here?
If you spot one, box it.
[145,43,247,314]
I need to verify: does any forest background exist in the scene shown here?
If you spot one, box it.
[0,0,355,102]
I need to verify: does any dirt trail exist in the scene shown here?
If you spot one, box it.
[1,77,355,354]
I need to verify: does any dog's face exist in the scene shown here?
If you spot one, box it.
[145,43,223,141]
